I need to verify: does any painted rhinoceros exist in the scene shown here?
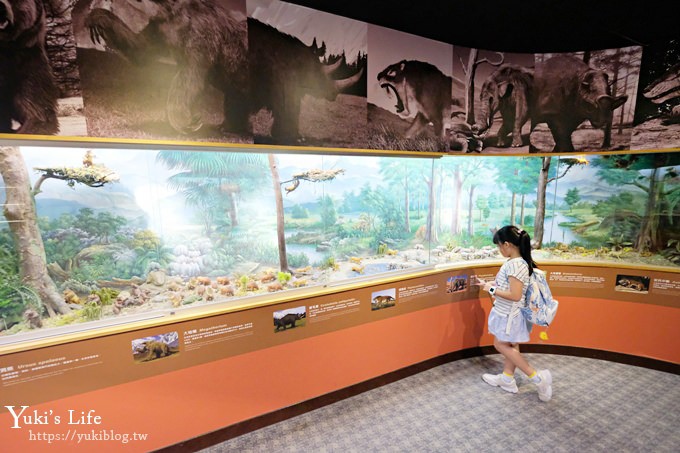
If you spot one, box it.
[531,55,628,152]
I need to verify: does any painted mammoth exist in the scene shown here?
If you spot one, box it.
[86,2,249,135]
[85,2,362,142]
[377,60,451,140]
[476,65,534,147]
[531,55,628,152]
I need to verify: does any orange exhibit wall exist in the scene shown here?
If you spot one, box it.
[550,296,679,361]
[1,282,678,452]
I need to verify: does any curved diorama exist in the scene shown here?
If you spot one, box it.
[0,146,678,338]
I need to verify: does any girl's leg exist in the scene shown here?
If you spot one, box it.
[502,343,519,375]
[494,338,535,376]
[492,338,553,402]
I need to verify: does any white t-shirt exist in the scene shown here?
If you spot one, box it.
[493,257,530,315]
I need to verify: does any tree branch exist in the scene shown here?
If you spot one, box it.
[279,168,345,194]
[477,52,505,67]
[458,54,468,75]
[33,164,119,196]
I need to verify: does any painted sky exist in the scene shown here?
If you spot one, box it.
[8,147,674,244]
[248,0,367,63]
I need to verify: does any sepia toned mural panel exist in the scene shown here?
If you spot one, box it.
[632,39,680,150]
[451,48,535,154]
[367,24,454,152]
[0,1,676,156]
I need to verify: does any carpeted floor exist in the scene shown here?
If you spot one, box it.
[200,354,680,452]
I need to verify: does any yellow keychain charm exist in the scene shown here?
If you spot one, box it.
[539,331,549,341]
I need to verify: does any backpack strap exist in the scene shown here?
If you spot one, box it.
[505,302,522,335]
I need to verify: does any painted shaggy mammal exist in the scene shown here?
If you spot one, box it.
[0,0,59,134]
[531,55,627,152]
[477,65,534,147]
[377,60,451,140]
[86,0,249,135]
[274,312,305,331]
[85,1,362,142]
[371,295,395,309]
[137,340,170,359]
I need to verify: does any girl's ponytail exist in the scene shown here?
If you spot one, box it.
[517,229,537,276]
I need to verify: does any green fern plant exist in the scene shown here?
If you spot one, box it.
[661,239,680,264]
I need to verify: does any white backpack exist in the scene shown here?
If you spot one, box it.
[521,269,559,326]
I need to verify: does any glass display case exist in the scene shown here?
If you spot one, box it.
[1,146,677,342]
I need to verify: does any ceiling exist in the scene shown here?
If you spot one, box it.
[287,0,679,53]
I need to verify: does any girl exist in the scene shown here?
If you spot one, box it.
[474,225,553,402]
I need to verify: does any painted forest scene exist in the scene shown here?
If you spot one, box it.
[0,146,678,337]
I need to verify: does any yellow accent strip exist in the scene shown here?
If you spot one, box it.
[0,134,445,158]
[528,371,537,379]
[2,134,678,158]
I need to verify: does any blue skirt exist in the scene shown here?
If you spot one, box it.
[488,307,532,343]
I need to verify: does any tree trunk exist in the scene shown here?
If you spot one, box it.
[228,191,239,227]
[268,154,289,273]
[510,192,517,225]
[520,194,526,227]
[582,51,591,64]
[0,147,71,316]
[451,169,463,235]
[467,185,476,236]
[635,167,660,252]
[404,175,410,233]
[417,192,421,219]
[424,163,438,243]
[465,49,478,125]
[618,55,631,135]
[45,1,81,97]
[436,167,443,234]
[533,157,551,247]
[603,49,621,148]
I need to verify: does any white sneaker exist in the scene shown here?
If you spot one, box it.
[536,369,553,402]
[482,373,518,393]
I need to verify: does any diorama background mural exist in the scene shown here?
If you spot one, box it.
[1,0,678,153]
[1,146,678,337]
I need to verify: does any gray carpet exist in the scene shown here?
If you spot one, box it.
[200,354,680,452]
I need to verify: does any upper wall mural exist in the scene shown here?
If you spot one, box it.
[72,0,252,143]
[248,0,368,147]
[0,0,677,155]
[367,24,453,152]
[451,48,534,153]
[533,48,642,154]
[632,39,680,150]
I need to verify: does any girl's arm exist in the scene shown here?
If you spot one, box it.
[476,276,523,301]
